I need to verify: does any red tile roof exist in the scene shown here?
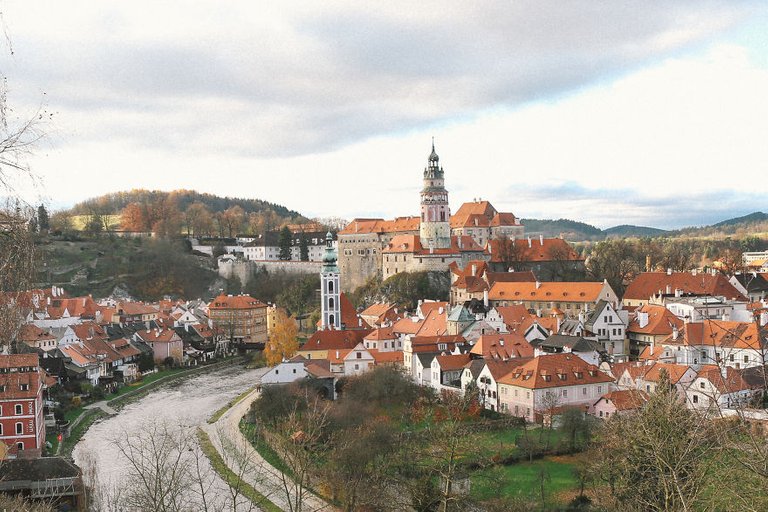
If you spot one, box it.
[627,304,683,336]
[489,281,608,303]
[665,320,764,350]
[209,294,267,310]
[436,353,472,371]
[471,334,534,360]
[303,329,371,352]
[498,353,613,389]
[624,272,748,302]
[598,389,649,411]
[695,365,755,393]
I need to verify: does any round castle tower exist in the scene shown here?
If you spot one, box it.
[419,140,452,250]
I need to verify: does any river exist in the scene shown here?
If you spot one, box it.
[73,364,268,511]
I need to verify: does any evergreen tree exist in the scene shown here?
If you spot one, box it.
[37,204,49,231]
[299,233,309,261]
[278,226,292,260]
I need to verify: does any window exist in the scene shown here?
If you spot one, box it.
[356,352,361,359]
[582,387,587,395]
[15,422,22,434]
[730,354,735,362]
[328,281,334,293]
[16,442,23,450]
[292,368,296,374]
[562,389,568,397]
[15,404,22,415]
[354,364,359,370]
[744,355,749,363]
[692,395,699,404]
[19,384,28,391]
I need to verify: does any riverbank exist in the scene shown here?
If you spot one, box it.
[200,373,335,512]
[56,357,243,456]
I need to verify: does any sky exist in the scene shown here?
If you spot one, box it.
[1,1,767,230]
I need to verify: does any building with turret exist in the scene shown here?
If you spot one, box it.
[321,232,341,330]
[337,142,524,291]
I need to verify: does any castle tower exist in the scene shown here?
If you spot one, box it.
[320,231,341,330]
[419,139,452,249]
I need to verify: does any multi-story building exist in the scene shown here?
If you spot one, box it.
[0,354,45,457]
[208,294,268,345]
[337,143,524,292]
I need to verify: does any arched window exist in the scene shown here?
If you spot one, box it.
[328,297,334,308]
[15,404,22,415]
[0,424,3,435]
[329,314,335,326]
[15,422,23,435]
[16,442,23,451]
[328,281,334,293]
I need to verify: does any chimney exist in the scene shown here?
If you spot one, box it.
[667,268,672,276]
[438,307,444,315]
[483,290,489,308]
[499,338,504,346]
[692,268,697,276]
[336,350,340,359]
[650,340,655,355]
[539,234,544,246]
[536,281,541,289]
[675,288,681,298]
[672,324,679,341]
[666,285,672,295]
[471,264,477,276]
[760,311,768,327]
[528,237,532,248]
[638,311,649,329]
[646,255,652,272]
[721,365,728,380]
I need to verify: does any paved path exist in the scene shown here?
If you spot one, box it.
[203,370,336,512]
[83,401,117,415]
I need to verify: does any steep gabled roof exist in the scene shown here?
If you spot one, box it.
[436,353,472,371]
[303,329,371,352]
[694,365,755,394]
[471,334,534,360]
[627,304,683,336]
[664,320,764,350]
[208,294,267,310]
[487,238,583,264]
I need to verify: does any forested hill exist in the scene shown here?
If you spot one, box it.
[69,189,303,219]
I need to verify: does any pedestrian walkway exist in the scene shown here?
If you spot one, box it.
[83,401,117,415]
[202,368,335,512]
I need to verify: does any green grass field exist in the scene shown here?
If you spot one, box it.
[470,456,579,502]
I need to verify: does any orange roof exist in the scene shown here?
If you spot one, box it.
[136,328,181,343]
[339,216,420,235]
[117,301,160,316]
[436,353,472,371]
[340,292,368,329]
[598,389,649,411]
[490,212,520,227]
[18,324,56,343]
[488,238,583,264]
[71,322,107,342]
[370,350,404,364]
[483,358,532,380]
[61,338,124,366]
[496,305,535,332]
[642,363,692,385]
[695,365,755,393]
[209,294,267,310]
[624,272,748,302]
[471,334,534,360]
[365,326,396,341]
[497,353,613,389]
[489,281,607,303]
[0,354,39,370]
[450,201,498,229]
[416,308,448,336]
[392,317,424,335]
[0,371,43,399]
[47,296,99,319]
[665,320,764,350]
[360,303,399,325]
[303,329,371,352]
[627,304,683,336]
[419,301,449,317]
[383,234,484,255]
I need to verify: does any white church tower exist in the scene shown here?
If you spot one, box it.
[419,139,452,249]
[320,231,341,330]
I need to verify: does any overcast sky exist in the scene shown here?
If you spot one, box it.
[2,1,767,230]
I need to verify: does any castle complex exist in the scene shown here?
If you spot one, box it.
[338,142,525,292]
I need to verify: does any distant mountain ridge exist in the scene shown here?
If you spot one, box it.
[522,212,768,241]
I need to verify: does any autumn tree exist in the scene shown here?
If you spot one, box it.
[264,309,299,366]
[120,202,147,232]
[184,201,214,236]
[221,205,246,238]
[586,238,641,296]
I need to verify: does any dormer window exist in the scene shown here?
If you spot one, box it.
[19,384,29,391]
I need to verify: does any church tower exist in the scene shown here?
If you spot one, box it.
[419,139,452,249]
[320,231,341,330]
